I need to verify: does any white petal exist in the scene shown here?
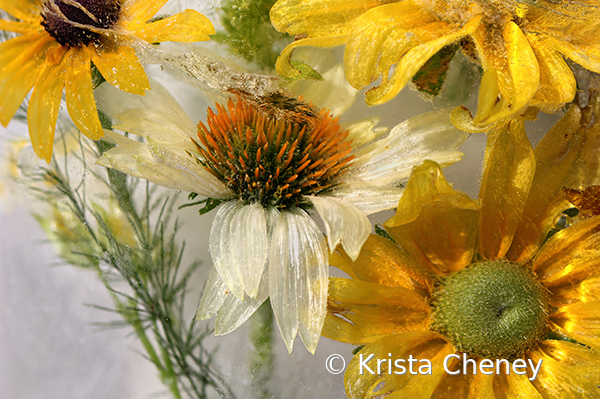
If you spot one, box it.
[328,185,405,215]
[210,202,269,300]
[291,64,358,118]
[348,108,469,186]
[229,203,269,298]
[215,272,269,335]
[95,130,153,180]
[144,139,233,198]
[344,117,389,150]
[196,267,228,320]
[96,79,197,147]
[306,195,371,260]
[268,209,328,354]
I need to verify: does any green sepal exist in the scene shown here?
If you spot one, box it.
[281,60,324,84]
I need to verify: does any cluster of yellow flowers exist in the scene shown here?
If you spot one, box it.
[2,0,600,397]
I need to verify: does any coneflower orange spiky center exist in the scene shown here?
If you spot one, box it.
[192,94,354,208]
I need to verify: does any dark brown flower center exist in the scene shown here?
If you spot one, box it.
[42,0,121,47]
[191,93,354,208]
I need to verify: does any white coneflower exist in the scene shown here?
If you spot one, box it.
[95,79,468,353]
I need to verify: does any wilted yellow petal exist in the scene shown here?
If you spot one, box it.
[450,106,495,134]
[478,120,535,260]
[527,34,576,109]
[275,36,348,79]
[27,48,68,162]
[344,1,439,89]
[131,9,215,43]
[507,105,584,262]
[385,161,480,275]
[323,277,430,345]
[473,22,540,125]
[65,48,103,140]
[345,331,453,399]
[0,33,51,126]
[547,36,600,74]
[366,16,480,106]
[89,45,150,95]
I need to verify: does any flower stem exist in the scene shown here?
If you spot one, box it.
[249,300,274,399]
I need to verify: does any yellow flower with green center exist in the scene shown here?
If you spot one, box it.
[271,0,600,126]
[0,0,214,162]
[324,99,600,397]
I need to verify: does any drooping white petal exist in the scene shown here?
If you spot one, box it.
[95,130,153,180]
[306,195,371,260]
[348,108,469,186]
[196,267,228,321]
[229,203,269,298]
[327,185,405,215]
[210,202,269,300]
[215,272,269,335]
[96,79,197,153]
[268,208,328,354]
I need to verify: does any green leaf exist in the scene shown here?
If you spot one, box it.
[280,60,324,84]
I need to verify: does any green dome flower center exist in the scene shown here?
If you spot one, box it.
[432,260,549,360]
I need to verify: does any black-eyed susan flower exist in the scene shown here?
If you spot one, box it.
[324,99,600,397]
[271,0,600,126]
[93,76,469,353]
[0,0,214,162]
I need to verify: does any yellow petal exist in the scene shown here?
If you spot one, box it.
[493,372,543,399]
[332,234,433,292]
[0,33,52,126]
[275,36,348,79]
[344,1,439,89]
[478,119,535,260]
[472,22,540,126]
[506,105,585,262]
[65,48,103,140]
[537,340,600,383]
[345,331,453,399]
[546,36,600,74]
[544,252,600,306]
[89,45,150,95]
[527,34,576,109]
[450,106,496,134]
[528,344,600,397]
[271,0,372,37]
[429,356,477,398]
[0,18,39,34]
[533,216,600,281]
[129,9,215,43]
[121,0,168,24]
[0,0,40,21]
[365,16,481,105]
[323,277,430,345]
[27,47,68,162]
[385,161,480,275]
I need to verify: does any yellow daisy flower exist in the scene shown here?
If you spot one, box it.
[324,99,600,397]
[0,0,215,162]
[271,0,600,126]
